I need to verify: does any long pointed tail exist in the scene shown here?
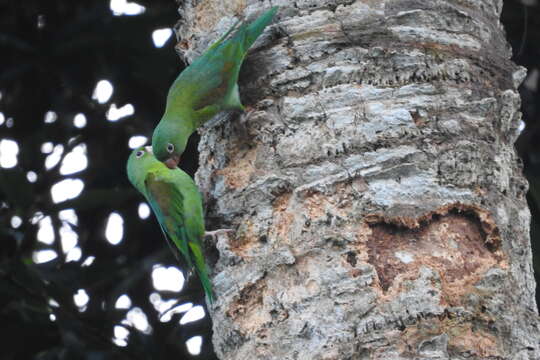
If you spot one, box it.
[236,6,278,53]
[188,242,214,304]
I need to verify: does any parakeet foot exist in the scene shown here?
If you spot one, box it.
[240,106,256,123]
[205,228,234,241]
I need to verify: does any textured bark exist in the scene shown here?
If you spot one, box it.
[176,1,540,359]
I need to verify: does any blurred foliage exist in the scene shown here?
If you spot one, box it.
[1,1,540,359]
[0,0,214,359]
[503,0,540,308]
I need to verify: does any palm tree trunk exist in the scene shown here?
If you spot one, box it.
[177,1,540,359]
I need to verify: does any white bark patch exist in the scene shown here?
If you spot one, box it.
[394,250,414,264]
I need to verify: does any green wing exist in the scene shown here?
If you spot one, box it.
[164,7,278,124]
[145,172,191,264]
[145,171,214,302]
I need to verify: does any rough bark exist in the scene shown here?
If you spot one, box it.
[176,1,540,359]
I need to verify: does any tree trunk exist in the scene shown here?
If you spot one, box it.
[177,1,540,359]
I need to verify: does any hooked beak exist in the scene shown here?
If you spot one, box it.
[164,155,181,169]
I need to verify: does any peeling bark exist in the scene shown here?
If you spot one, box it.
[176,1,540,359]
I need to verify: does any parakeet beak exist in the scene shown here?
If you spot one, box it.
[164,155,180,169]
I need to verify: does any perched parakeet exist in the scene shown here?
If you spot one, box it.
[152,7,278,168]
[127,146,213,302]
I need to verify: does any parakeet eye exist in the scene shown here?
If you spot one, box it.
[135,150,144,158]
[167,143,174,153]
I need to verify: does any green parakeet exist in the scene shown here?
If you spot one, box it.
[152,7,278,168]
[126,146,214,303]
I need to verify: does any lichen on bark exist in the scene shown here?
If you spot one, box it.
[177,1,540,359]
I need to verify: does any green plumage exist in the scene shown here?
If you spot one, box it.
[152,7,278,166]
[126,146,213,303]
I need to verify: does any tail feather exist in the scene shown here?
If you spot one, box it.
[236,6,278,53]
[206,19,241,53]
[188,242,214,304]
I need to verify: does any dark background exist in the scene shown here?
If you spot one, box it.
[0,0,538,359]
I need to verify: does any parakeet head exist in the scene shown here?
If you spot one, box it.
[126,146,160,193]
[151,121,187,169]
